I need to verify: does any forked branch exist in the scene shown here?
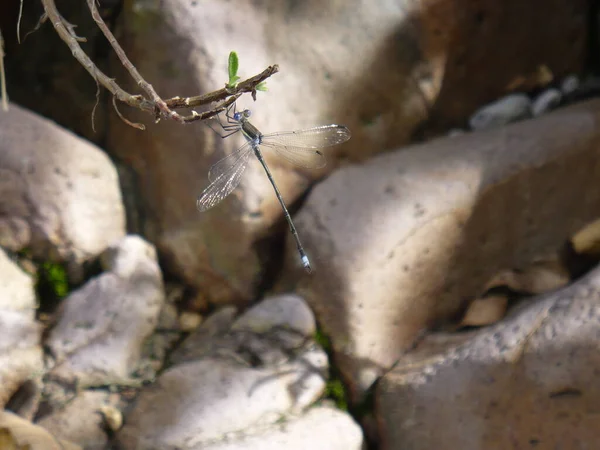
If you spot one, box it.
[38,0,279,127]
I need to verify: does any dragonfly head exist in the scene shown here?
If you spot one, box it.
[234,109,252,122]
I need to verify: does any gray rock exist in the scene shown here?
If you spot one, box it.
[279,99,600,401]
[232,294,315,336]
[531,88,562,116]
[170,306,238,365]
[118,350,328,449]
[37,390,111,450]
[0,411,82,450]
[560,74,580,95]
[117,294,329,449]
[469,93,531,130]
[0,103,125,273]
[46,235,165,387]
[0,248,36,312]
[0,248,43,409]
[376,264,600,449]
[201,407,363,450]
[107,0,589,305]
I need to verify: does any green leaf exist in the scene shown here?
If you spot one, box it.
[228,51,239,87]
[255,82,268,92]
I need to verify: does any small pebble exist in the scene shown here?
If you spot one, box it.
[179,311,203,332]
[99,405,123,431]
[560,75,580,96]
[447,129,465,137]
[469,93,531,131]
[531,88,562,117]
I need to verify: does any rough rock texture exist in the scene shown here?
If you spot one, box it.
[105,0,587,304]
[46,235,165,387]
[279,99,600,400]
[376,264,600,449]
[0,248,43,408]
[201,406,364,450]
[0,104,125,274]
[116,294,360,449]
[37,390,111,450]
[0,410,81,450]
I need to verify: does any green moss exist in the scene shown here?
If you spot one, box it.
[316,328,350,411]
[324,378,348,411]
[40,261,69,299]
[36,261,70,314]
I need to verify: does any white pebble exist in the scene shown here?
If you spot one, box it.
[531,88,562,116]
[469,94,531,131]
[179,312,203,331]
[560,75,580,96]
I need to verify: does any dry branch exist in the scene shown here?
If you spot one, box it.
[38,0,279,128]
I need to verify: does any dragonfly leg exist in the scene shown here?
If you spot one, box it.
[207,103,241,138]
[225,102,238,124]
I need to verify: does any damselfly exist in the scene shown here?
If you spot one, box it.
[197,105,351,273]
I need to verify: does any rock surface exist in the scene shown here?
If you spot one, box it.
[0,248,43,409]
[116,294,362,449]
[376,264,600,449]
[105,0,587,304]
[36,390,111,450]
[280,99,600,400]
[469,93,531,130]
[46,235,165,387]
[0,104,125,275]
[200,406,363,450]
[0,410,81,450]
[531,88,562,117]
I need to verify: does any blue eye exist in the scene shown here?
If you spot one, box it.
[243,110,252,118]
[233,112,242,121]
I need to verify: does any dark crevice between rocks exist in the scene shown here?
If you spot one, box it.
[32,258,70,318]
[5,380,39,418]
[447,232,600,336]
[253,231,287,295]
[587,0,600,75]
[559,239,600,281]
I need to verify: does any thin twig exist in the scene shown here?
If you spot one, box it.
[86,0,183,123]
[40,0,279,128]
[165,65,279,109]
[41,0,155,112]
[17,0,24,43]
[23,13,49,42]
[112,95,145,130]
[179,93,241,123]
[0,29,8,111]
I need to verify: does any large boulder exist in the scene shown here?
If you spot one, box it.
[104,0,587,303]
[279,99,600,400]
[0,248,42,409]
[0,104,126,275]
[376,264,600,449]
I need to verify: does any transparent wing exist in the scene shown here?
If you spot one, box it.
[196,142,253,212]
[260,125,351,169]
[208,141,250,182]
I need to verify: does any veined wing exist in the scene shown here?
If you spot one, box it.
[208,141,252,182]
[260,125,351,169]
[197,141,253,212]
